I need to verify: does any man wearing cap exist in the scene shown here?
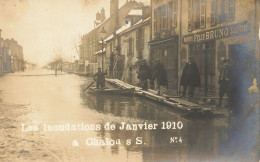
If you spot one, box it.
[180,57,200,97]
[218,59,231,107]
[152,59,168,95]
[94,68,106,89]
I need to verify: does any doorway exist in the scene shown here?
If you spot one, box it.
[229,43,249,109]
[189,41,216,97]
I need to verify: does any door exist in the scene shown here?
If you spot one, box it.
[189,41,215,97]
[229,43,249,109]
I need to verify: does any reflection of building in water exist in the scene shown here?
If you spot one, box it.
[83,92,242,161]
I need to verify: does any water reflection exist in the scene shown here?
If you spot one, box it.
[82,93,185,121]
[0,70,257,161]
[80,91,258,161]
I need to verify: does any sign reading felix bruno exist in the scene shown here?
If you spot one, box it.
[183,22,250,44]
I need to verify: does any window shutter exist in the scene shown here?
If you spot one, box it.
[200,0,206,28]
[227,0,235,21]
[167,1,173,30]
[188,0,193,31]
[173,0,178,28]
[210,0,217,25]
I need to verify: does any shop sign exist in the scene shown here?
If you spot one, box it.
[183,22,250,44]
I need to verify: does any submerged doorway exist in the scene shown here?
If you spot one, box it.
[189,41,216,97]
[229,43,250,109]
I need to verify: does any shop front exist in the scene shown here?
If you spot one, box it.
[149,36,179,95]
[183,21,252,98]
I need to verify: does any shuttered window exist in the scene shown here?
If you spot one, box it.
[200,0,206,28]
[210,0,217,25]
[161,5,167,31]
[167,1,173,30]
[188,0,192,31]
[227,0,235,21]
[173,0,178,28]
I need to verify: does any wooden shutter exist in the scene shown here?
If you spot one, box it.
[227,0,235,21]
[210,0,217,25]
[200,0,206,28]
[188,0,193,31]
[167,1,173,30]
[173,0,177,28]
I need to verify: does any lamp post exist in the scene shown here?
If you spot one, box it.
[100,27,106,71]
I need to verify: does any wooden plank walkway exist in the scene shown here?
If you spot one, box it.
[106,78,216,113]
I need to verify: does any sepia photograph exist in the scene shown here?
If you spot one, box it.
[0,0,259,161]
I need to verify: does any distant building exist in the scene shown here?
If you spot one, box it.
[79,0,142,75]
[3,38,24,73]
[0,29,3,75]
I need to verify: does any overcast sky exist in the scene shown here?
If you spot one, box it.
[0,0,148,66]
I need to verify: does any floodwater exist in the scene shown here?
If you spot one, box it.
[0,69,258,162]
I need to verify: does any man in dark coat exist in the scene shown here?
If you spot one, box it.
[152,59,168,95]
[137,60,151,90]
[218,59,231,107]
[180,57,200,97]
[94,68,106,89]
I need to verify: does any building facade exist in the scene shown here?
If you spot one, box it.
[0,29,3,75]
[181,0,259,97]
[79,0,142,75]
[150,0,259,97]
[150,0,180,95]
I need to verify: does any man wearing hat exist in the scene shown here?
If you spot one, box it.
[218,59,231,107]
[94,68,106,89]
[180,57,200,97]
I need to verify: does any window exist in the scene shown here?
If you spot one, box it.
[128,38,134,56]
[110,42,113,53]
[188,0,193,31]
[227,0,235,21]
[154,7,160,33]
[154,9,157,32]
[200,0,206,28]
[188,0,206,30]
[167,2,173,30]
[210,0,217,25]
[173,0,178,27]
[160,5,167,31]
[219,0,227,23]
[136,28,144,50]
[213,0,235,24]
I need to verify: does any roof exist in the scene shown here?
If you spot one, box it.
[104,34,114,42]
[127,9,142,16]
[94,48,106,55]
[118,17,150,36]
[116,22,131,34]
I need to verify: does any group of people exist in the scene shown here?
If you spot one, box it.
[136,58,168,95]
[93,56,249,109]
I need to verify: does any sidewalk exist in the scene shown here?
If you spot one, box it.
[106,78,229,118]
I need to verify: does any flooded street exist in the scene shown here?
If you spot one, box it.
[0,69,258,162]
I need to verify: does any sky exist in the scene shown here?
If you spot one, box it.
[0,0,148,67]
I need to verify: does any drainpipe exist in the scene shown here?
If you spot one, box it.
[178,0,182,96]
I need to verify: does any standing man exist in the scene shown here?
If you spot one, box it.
[94,68,106,89]
[218,59,231,107]
[180,57,200,97]
[152,59,168,95]
[137,60,151,90]
[55,67,58,77]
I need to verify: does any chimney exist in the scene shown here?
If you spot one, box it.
[110,0,119,17]
[96,11,100,21]
[100,8,105,22]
